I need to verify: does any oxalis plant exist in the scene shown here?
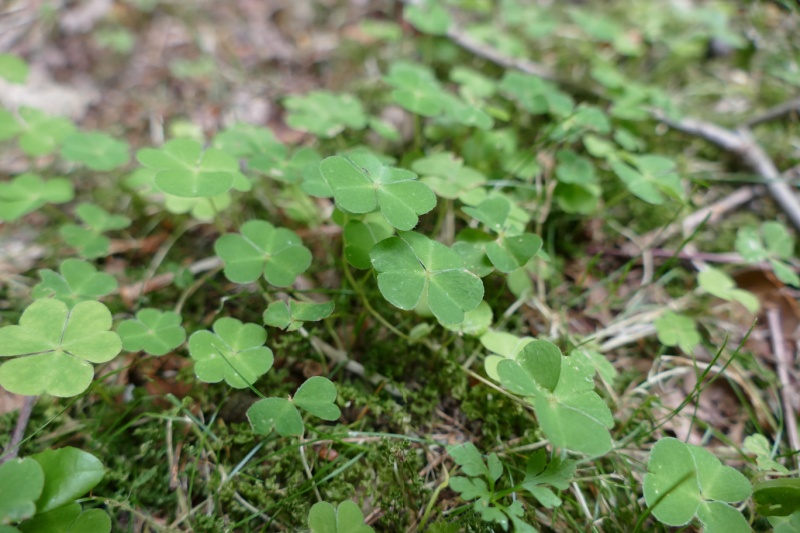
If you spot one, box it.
[1,0,800,529]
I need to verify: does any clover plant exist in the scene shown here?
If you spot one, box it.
[60,131,130,171]
[247,376,341,437]
[735,221,800,286]
[262,299,335,332]
[0,174,74,222]
[118,309,186,356]
[32,259,118,307]
[307,500,375,533]
[59,203,131,258]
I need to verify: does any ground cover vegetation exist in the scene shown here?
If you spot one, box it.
[0,0,799,531]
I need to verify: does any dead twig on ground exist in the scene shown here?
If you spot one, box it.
[767,308,800,465]
[0,395,36,465]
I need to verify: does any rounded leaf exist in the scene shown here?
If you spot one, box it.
[32,447,105,513]
[118,309,186,355]
[247,397,303,437]
[293,376,341,421]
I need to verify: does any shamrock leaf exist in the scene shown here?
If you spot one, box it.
[698,267,759,313]
[320,153,436,231]
[59,203,131,259]
[610,155,683,205]
[250,146,321,185]
[735,222,799,286]
[644,438,751,530]
[463,196,542,273]
[384,62,447,117]
[118,309,186,356]
[136,138,248,198]
[496,340,613,455]
[246,376,340,437]
[32,259,118,307]
[0,54,28,84]
[479,330,534,381]
[188,317,274,388]
[411,152,486,200]
[283,91,367,138]
[15,107,76,156]
[60,132,130,171]
[450,66,497,100]
[443,300,492,336]
[212,123,281,159]
[0,299,122,397]
[0,174,73,222]
[404,0,451,36]
[522,448,575,508]
[0,458,44,523]
[308,500,375,533]
[554,149,601,214]
[654,311,700,353]
[263,299,335,332]
[499,71,574,117]
[214,220,312,287]
[343,218,394,269]
[369,231,484,325]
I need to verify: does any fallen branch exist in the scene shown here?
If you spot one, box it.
[767,308,800,463]
[745,96,800,128]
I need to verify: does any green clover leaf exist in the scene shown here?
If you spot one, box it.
[214,220,312,287]
[59,203,131,258]
[283,91,367,138]
[118,309,186,356]
[0,299,122,397]
[343,218,394,269]
[0,174,74,222]
[735,222,799,286]
[554,149,601,214]
[0,458,44,523]
[644,437,751,530]
[320,153,436,231]
[308,500,375,533]
[212,123,281,159]
[499,71,574,117]
[136,138,248,198]
[32,259,118,308]
[463,196,542,273]
[60,132,130,171]
[15,107,76,156]
[496,340,613,455]
[188,317,274,389]
[246,376,340,437]
[610,154,683,205]
[263,299,334,332]
[125,167,233,221]
[654,311,701,353]
[250,146,321,185]
[370,231,484,325]
[0,54,29,84]
[404,0,451,36]
[384,62,447,118]
[412,152,486,200]
[698,267,759,313]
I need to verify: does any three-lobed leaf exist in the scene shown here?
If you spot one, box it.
[0,174,74,222]
[0,299,121,397]
[654,311,700,353]
[118,309,186,356]
[263,299,335,331]
[61,131,130,171]
[308,500,375,533]
[246,376,340,437]
[32,259,118,308]
[215,220,312,287]
[59,203,131,259]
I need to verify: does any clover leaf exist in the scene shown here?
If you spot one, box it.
[212,123,281,159]
[495,340,613,455]
[0,458,44,523]
[404,0,451,35]
[0,174,73,222]
[15,107,76,156]
[118,309,186,356]
[59,203,131,258]
[463,196,542,273]
[443,300,492,337]
[522,448,576,508]
[214,220,312,287]
[654,311,700,353]
[188,317,274,389]
[250,146,321,185]
[125,167,233,221]
[0,54,28,84]
[610,154,683,205]
[735,222,799,286]
[60,132,130,171]
[554,149,601,214]
[499,71,574,117]
[247,376,341,437]
[0,299,122,397]
[263,299,334,332]
[32,259,118,307]
[283,91,367,138]
[411,152,486,200]
[320,153,436,231]
[343,218,394,269]
[644,437,751,531]
[479,330,534,381]
[369,231,484,325]
[136,138,249,198]
[308,500,375,533]
[698,267,759,313]
[384,62,447,117]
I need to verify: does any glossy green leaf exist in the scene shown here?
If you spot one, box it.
[188,317,274,388]
[137,138,245,197]
[247,397,304,437]
[32,447,105,513]
[698,267,759,313]
[0,174,74,222]
[19,504,111,533]
[0,458,44,523]
[370,231,484,324]
[32,259,118,308]
[284,91,367,138]
[118,309,186,356]
[655,311,700,353]
[263,299,335,331]
[0,299,121,397]
[214,220,312,287]
[644,438,751,527]
[308,500,375,533]
[61,132,130,171]
[320,153,436,231]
